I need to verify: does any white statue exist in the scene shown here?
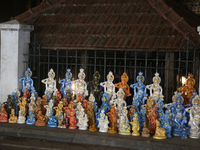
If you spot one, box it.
[187,95,200,139]
[44,99,54,121]
[72,68,88,99]
[146,72,164,105]
[17,111,25,124]
[100,71,115,100]
[75,102,83,117]
[77,107,88,130]
[41,68,57,98]
[118,106,131,135]
[114,88,126,117]
[98,110,109,132]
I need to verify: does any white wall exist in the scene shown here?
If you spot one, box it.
[0,20,33,103]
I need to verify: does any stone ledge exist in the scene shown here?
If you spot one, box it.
[0,123,199,150]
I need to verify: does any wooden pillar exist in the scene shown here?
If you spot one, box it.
[164,52,174,103]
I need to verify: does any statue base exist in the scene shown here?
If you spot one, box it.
[26,121,35,125]
[69,126,77,129]
[89,126,97,132]
[99,128,108,132]
[35,122,46,126]
[132,132,140,136]
[108,129,117,134]
[47,124,57,128]
[9,120,17,123]
[0,119,8,122]
[119,131,131,135]
[153,135,167,139]
[58,125,66,128]
[141,133,150,137]
[79,126,88,130]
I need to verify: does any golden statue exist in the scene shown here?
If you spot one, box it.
[178,73,196,105]
[114,72,131,100]
[18,97,27,117]
[130,113,140,136]
[153,120,167,139]
[141,122,150,137]
[9,109,18,123]
[54,101,63,119]
[86,101,97,132]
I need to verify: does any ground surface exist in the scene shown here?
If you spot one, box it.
[0,136,131,150]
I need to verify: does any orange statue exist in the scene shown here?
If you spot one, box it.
[41,95,47,115]
[128,105,135,121]
[107,105,117,133]
[35,110,46,126]
[114,72,131,100]
[178,73,196,105]
[86,101,97,131]
[77,93,83,103]
[0,105,8,122]
[68,109,77,129]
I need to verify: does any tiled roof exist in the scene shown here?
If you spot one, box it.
[14,0,200,51]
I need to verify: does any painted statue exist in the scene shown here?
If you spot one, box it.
[100,93,110,114]
[178,73,196,105]
[130,113,140,136]
[77,107,88,130]
[35,110,46,126]
[100,71,115,100]
[187,95,200,139]
[141,122,150,137]
[167,91,187,136]
[98,110,109,132]
[9,109,18,123]
[162,110,172,138]
[89,93,98,115]
[153,120,167,139]
[0,105,8,122]
[147,107,157,133]
[17,111,25,124]
[146,72,164,105]
[72,68,88,99]
[41,68,57,99]
[113,88,127,117]
[130,72,148,107]
[47,108,57,128]
[26,111,36,125]
[86,101,97,132]
[118,106,131,135]
[115,72,131,100]
[92,71,102,105]
[59,69,73,99]
[19,68,34,93]
[107,105,117,133]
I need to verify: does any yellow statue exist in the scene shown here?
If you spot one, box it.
[18,97,27,117]
[54,101,63,119]
[178,73,196,105]
[114,72,131,100]
[9,109,18,123]
[130,113,140,136]
[153,120,167,139]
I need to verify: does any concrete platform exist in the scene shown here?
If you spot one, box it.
[0,122,199,150]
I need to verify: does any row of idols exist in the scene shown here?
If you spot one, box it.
[0,68,199,140]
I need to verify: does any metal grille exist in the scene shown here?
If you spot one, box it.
[28,34,199,103]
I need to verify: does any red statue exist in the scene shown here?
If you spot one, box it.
[147,107,157,133]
